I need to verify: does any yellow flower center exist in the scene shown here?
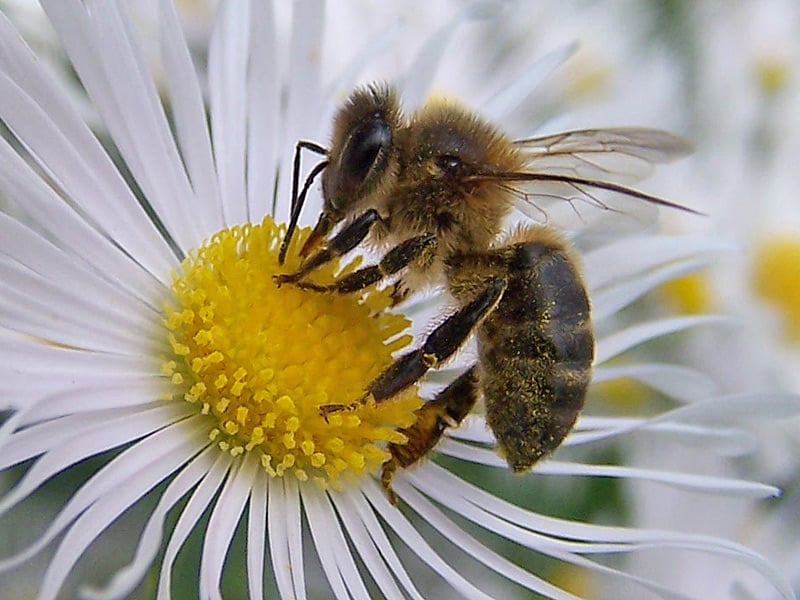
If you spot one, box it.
[659,272,713,315]
[752,233,800,342]
[161,216,421,488]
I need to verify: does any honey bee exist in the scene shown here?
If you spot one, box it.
[275,83,696,501]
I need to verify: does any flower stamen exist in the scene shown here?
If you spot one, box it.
[162,216,421,487]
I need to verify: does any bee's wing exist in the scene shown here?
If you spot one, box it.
[504,128,696,233]
[514,127,693,181]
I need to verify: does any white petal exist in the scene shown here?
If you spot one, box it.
[158,0,224,235]
[302,485,367,600]
[0,404,194,507]
[267,479,305,600]
[363,480,494,599]
[0,136,165,303]
[246,0,279,220]
[0,8,177,281]
[274,0,325,224]
[584,235,730,292]
[409,464,792,600]
[37,425,208,600]
[156,453,233,600]
[200,452,259,600]
[592,257,710,322]
[394,476,580,600]
[0,258,158,354]
[592,362,719,403]
[43,0,204,251]
[480,41,578,123]
[571,419,757,457]
[246,469,268,600]
[80,446,219,600]
[595,315,733,365]
[0,213,159,319]
[434,439,780,497]
[208,0,250,226]
[335,488,425,600]
[400,5,489,112]
[0,413,204,571]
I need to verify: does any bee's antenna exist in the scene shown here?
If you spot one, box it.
[278,140,328,265]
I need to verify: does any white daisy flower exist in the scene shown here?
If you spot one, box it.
[0,2,795,599]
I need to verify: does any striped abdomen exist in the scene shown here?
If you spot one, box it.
[446,225,593,472]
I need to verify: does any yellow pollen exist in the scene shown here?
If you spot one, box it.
[162,215,421,486]
[752,233,800,341]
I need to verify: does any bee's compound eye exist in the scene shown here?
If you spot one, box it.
[341,116,391,184]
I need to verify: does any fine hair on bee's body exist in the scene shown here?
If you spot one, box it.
[276,82,694,500]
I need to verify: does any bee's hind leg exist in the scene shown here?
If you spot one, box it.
[319,278,506,417]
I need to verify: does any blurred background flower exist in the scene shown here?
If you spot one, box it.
[0,1,798,599]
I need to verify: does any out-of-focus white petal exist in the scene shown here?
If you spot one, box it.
[596,315,733,364]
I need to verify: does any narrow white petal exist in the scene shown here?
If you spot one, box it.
[246,470,268,600]
[44,0,204,251]
[302,485,366,600]
[592,257,709,322]
[246,0,279,219]
[410,467,708,600]
[267,479,297,600]
[0,9,177,282]
[200,452,259,600]
[208,0,250,225]
[324,23,399,105]
[284,477,307,599]
[394,477,581,600]
[345,488,426,600]
[274,0,325,223]
[410,464,793,599]
[37,425,208,600]
[14,382,166,427]
[0,414,204,571]
[325,489,409,599]
[0,213,158,321]
[571,419,757,457]
[595,315,732,365]
[592,362,720,403]
[434,439,779,497]
[0,137,165,303]
[363,480,494,599]
[584,236,730,292]
[0,259,158,354]
[80,446,218,600]
[158,0,224,235]
[156,453,233,600]
[0,404,194,506]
